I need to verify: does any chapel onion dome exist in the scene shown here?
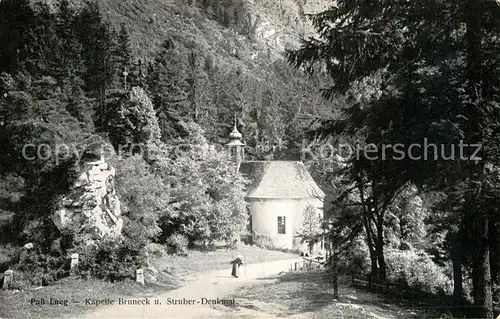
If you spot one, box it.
[229,125,243,140]
[226,118,246,146]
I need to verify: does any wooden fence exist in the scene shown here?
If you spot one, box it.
[351,274,399,293]
[290,257,326,272]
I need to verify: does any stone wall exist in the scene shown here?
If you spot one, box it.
[52,157,123,240]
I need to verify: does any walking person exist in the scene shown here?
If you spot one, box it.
[230,255,243,278]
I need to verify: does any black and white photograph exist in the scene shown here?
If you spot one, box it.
[0,0,499,318]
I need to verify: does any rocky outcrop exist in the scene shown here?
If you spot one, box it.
[52,157,123,239]
[245,0,331,57]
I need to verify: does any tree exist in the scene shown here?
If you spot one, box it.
[21,1,57,76]
[115,24,132,90]
[76,1,118,129]
[296,205,322,254]
[187,50,200,122]
[0,0,36,73]
[386,185,427,250]
[53,0,83,82]
[147,39,190,139]
[111,154,169,246]
[101,87,161,152]
[153,121,248,245]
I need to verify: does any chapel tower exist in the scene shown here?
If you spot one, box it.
[226,115,245,168]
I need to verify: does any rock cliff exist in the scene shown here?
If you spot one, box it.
[52,156,123,240]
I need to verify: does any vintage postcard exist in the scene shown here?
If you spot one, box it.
[1,0,499,318]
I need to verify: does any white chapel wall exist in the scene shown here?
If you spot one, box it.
[249,197,323,250]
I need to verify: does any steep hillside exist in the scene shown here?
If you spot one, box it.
[36,0,330,68]
[30,0,335,155]
[73,0,334,156]
[70,0,330,60]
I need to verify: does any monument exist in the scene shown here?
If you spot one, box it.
[52,155,123,239]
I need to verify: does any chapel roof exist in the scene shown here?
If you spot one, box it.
[239,161,325,200]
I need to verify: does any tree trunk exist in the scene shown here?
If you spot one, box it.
[363,216,378,281]
[399,213,405,250]
[472,209,493,318]
[375,216,386,281]
[464,0,493,315]
[331,247,339,299]
[358,177,378,280]
[451,232,464,304]
[369,251,378,282]
[489,216,498,286]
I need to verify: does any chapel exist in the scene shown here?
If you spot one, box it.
[226,119,325,251]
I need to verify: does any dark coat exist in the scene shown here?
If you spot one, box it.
[231,257,243,277]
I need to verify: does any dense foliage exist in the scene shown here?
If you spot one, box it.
[289,0,500,317]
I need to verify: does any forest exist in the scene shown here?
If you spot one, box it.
[0,0,499,318]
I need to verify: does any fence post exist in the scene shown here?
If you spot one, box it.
[2,270,13,290]
[136,269,144,285]
[70,253,79,276]
[332,250,339,299]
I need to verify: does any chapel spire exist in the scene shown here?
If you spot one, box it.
[226,114,245,167]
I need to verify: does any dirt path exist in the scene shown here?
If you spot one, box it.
[82,258,302,319]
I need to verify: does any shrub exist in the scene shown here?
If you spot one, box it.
[192,240,217,251]
[336,237,370,275]
[71,237,148,282]
[165,233,189,256]
[155,122,248,245]
[296,205,322,254]
[10,245,68,288]
[253,233,274,250]
[0,244,17,266]
[385,249,453,295]
[146,243,167,257]
[493,283,500,304]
